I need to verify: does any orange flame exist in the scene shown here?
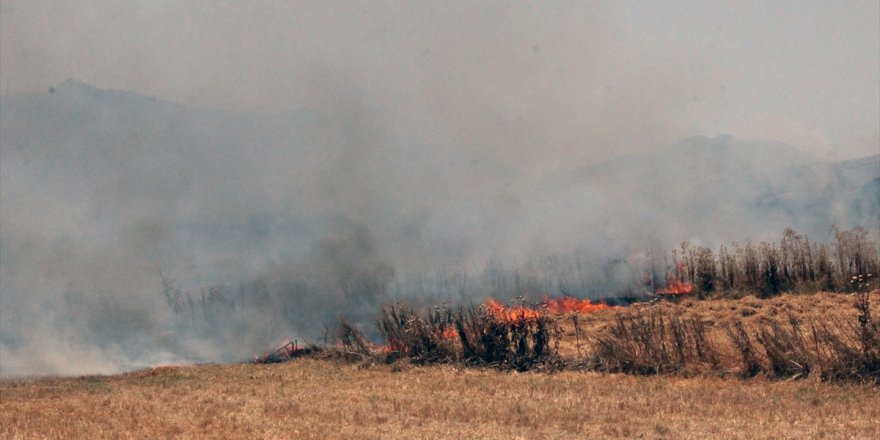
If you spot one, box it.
[657,278,693,295]
[441,326,459,340]
[483,296,614,323]
[544,296,612,314]
[645,262,694,295]
[484,298,542,323]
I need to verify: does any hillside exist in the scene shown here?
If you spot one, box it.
[569,135,879,244]
[3,81,876,260]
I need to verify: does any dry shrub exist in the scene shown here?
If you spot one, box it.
[590,294,879,383]
[661,226,879,298]
[809,291,880,383]
[750,315,879,384]
[745,292,879,383]
[372,302,561,371]
[724,320,761,377]
[454,305,559,371]
[337,317,371,357]
[376,304,458,364]
[591,310,718,375]
[754,315,813,379]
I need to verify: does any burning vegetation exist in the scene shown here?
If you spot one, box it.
[253,227,880,384]
[643,226,879,298]
[261,289,880,384]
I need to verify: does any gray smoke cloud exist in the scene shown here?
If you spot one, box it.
[1,2,878,376]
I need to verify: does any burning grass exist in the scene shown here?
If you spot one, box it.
[4,291,880,439]
[367,296,618,370]
[453,301,557,371]
[245,226,880,382]
[279,290,880,384]
[647,226,880,298]
[333,297,612,370]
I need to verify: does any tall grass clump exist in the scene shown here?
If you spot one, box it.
[454,304,559,371]
[661,226,879,297]
[372,300,560,371]
[753,315,813,379]
[809,289,879,383]
[589,292,879,383]
[591,309,718,375]
[376,304,458,363]
[337,317,372,357]
[724,320,761,377]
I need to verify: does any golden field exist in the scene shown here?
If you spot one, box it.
[2,291,878,439]
[3,359,879,439]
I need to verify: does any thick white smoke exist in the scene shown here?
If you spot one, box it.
[1,2,878,376]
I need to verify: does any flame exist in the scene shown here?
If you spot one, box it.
[484,298,542,323]
[441,326,459,340]
[656,262,693,295]
[543,296,612,314]
[657,277,693,295]
[483,296,614,323]
[645,257,694,295]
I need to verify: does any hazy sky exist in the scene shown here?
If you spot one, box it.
[2,0,878,159]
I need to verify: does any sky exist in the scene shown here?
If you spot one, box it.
[1,0,878,160]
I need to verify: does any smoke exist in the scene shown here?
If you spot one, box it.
[1,2,878,376]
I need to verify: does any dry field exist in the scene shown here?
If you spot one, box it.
[2,291,878,439]
[3,358,880,439]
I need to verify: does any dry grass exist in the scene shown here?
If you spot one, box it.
[563,290,880,381]
[564,291,878,343]
[3,358,879,439]
[3,291,878,439]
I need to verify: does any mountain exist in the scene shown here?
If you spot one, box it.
[2,80,877,264]
[562,135,879,245]
[1,80,324,281]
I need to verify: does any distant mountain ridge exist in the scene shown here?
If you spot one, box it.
[2,79,878,251]
[583,136,876,244]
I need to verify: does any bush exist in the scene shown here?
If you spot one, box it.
[337,317,371,356]
[373,301,561,371]
[454,303,559,371]
[656,226,879,298]
[376,304,458,363]
[589,294,880,383]
[724,320,761,377]
[754,315,813,379]
[591,309,717,375]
